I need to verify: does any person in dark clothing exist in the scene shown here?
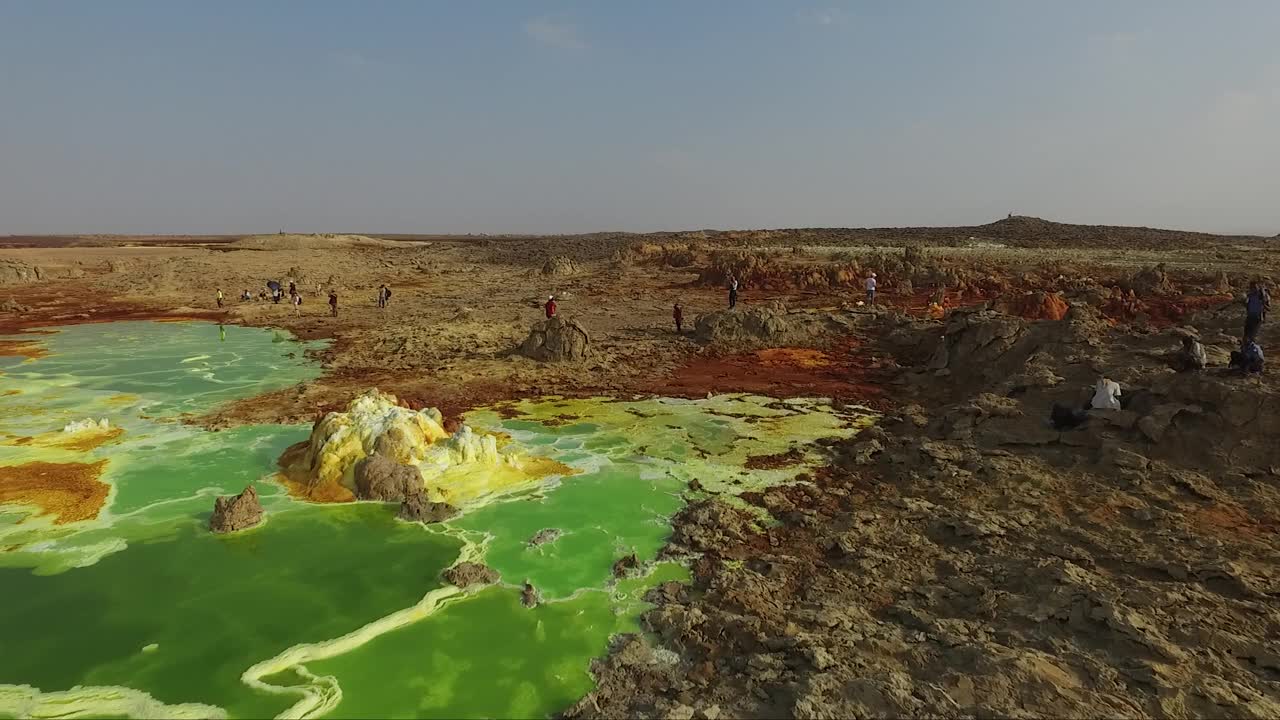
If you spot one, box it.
[1229,337,1265,374]
[288,281,297,298]
[1244,281,1270,340]
[673,303,683,334]
[328,291,338,317]
[728,276,739,309]
[1050,402,1090,430]
[545,295,557,319]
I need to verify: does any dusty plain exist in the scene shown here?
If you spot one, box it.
[2,216,1279,718]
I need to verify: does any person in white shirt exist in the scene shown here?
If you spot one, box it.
[865,273,878,305]
[1090,377,1122,410]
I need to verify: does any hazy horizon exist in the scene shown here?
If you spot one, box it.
[3,1,1278,236]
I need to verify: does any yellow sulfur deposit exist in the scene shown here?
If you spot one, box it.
[283,389,572,505]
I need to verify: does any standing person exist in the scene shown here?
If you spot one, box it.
[865,273,878,305]
[288,281,297,298]
[1244,281,1270,341]
[216,289,224,308]
[673,302,684,334]
[292,292,302,314]
[545,295,557,319]
[328,291,338,317]
[728,276,739,309]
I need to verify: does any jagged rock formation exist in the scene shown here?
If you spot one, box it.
[4,260,81,286]
[521,581,541,608]
[527,528,562,547]
[1127,263,1175,296]
[0,298,29,313]
[611,552,639,578]
[209,485,263,533]
[442,562,500,588]
[397,488,458,524]
[519,317,591,361]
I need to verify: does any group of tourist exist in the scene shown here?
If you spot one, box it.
[216,282,394,317]
[220,270,1272,376]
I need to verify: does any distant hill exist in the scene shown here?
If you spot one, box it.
[0,217,1270,251]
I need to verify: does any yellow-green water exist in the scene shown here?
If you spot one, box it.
[0,321,872,719]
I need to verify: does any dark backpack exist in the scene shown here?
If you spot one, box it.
[385,287,392,298]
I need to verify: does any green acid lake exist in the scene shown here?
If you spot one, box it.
[0,321,872,719]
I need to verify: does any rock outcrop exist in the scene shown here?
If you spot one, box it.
[353,454,422,501]
[612,552,639,578]
[0,298,29,313]
[442,561,500,588]
[397,488,459,524]
[519,317,591,361]
[209,485,263,533]
[541,256,579,276]
[527,528,562,546]
[694,303,793,347]
[0,261,45,286]
[521,581,541,608]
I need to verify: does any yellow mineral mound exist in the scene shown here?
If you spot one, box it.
[281,389,572,505]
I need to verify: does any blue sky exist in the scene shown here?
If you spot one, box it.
[1,1,1278,234]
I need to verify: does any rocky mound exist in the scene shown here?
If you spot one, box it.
[0,261,43,286]
[0,260,81,286]
[992,291,1069,321]
[519,317,590,361]
[284,390,498,495]
[209,485,263,533]
[397,488,459,524]
[442,561,500,588]
[541,255,579,276]
[353,454,422,501]
[694,303,792,347]
[521,581,541,608]
[1,298,29,314]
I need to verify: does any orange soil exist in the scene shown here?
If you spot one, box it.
[0,459,110,524]
[649,337,889,409]
[0,339,49,361]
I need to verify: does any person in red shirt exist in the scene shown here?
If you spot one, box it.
[545,295,557,319]
[673,303,683,334]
